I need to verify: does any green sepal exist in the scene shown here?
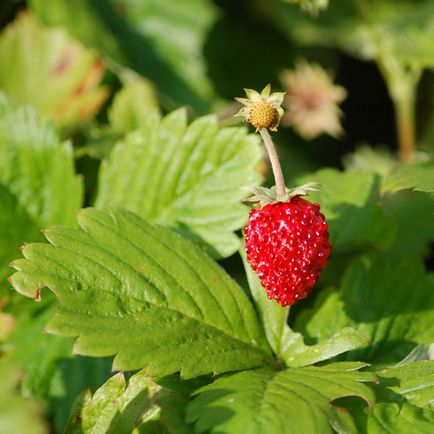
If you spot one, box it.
[242,182,321,206]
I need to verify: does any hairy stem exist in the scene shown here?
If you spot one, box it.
[259,129,286,196]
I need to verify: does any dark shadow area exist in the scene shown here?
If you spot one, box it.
[338,55,396,151]
[187,388,235,431]
[203,11,294,100]
[345,340,421,366]
[0,0,24,27]
[49,356,113,432]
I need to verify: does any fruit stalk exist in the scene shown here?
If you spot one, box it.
[259,128,286,196]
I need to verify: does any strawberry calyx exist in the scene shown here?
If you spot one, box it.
[242,182,320,206]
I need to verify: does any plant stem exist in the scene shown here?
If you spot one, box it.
[394,89,416,164]
[259,129,286,196]
[355,0,420,164]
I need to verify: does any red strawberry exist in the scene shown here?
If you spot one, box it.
[244,196,331,306]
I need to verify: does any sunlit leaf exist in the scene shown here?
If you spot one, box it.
[96,110,263,258]
[348,361,434,433]
[10,208,271,378]
[65,371,195,434]
[187,363,375,434]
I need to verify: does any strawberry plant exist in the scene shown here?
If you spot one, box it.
[1,1,434,433]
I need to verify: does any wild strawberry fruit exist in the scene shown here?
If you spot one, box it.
[235,85,331,306]
[244,196,331,306]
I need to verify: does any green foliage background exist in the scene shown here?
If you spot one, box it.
[0,0,434,433]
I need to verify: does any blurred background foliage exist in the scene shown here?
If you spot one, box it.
[4,0,434,175]
[0,0,434,432]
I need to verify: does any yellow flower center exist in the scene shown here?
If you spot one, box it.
[248,101,279,130]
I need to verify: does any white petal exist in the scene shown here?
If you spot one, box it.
[244,88,261,102]
[261,84,271,98]
[269,92,286,105]
[235,97,250,106]
[234,106,249,118]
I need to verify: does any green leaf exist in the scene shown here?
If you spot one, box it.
[283,327,370,368]
[376,361,434,408]
[382,161,434,193]
[65,371,195,434]
[0,94,83,228]
[364,401,434,433]
[0,94,82,291]
[65,371,160,434]
[0,365,48,434]
[187,363,376,434]
[302,258,434,365]
[30,0,219,113]
[9,208,271,378]
[348,361,434,433]
[241,247,368,367]
[96,110,263,258]
[0,12,108,133]
[108,78,159,134]
[296,169,395,252]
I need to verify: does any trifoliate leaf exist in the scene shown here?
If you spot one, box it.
[187,363,376,434]
[0,365,48,434]
[108,78,160,134]
[9,208,271,378]
[302,258,434,365]
[296,169,395,251]
[241,247,368,367]
[30,0,219,113]
[0,12,108,133]
[65,371,195,434]
[382,161,434,193]
[96,110,263,258]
